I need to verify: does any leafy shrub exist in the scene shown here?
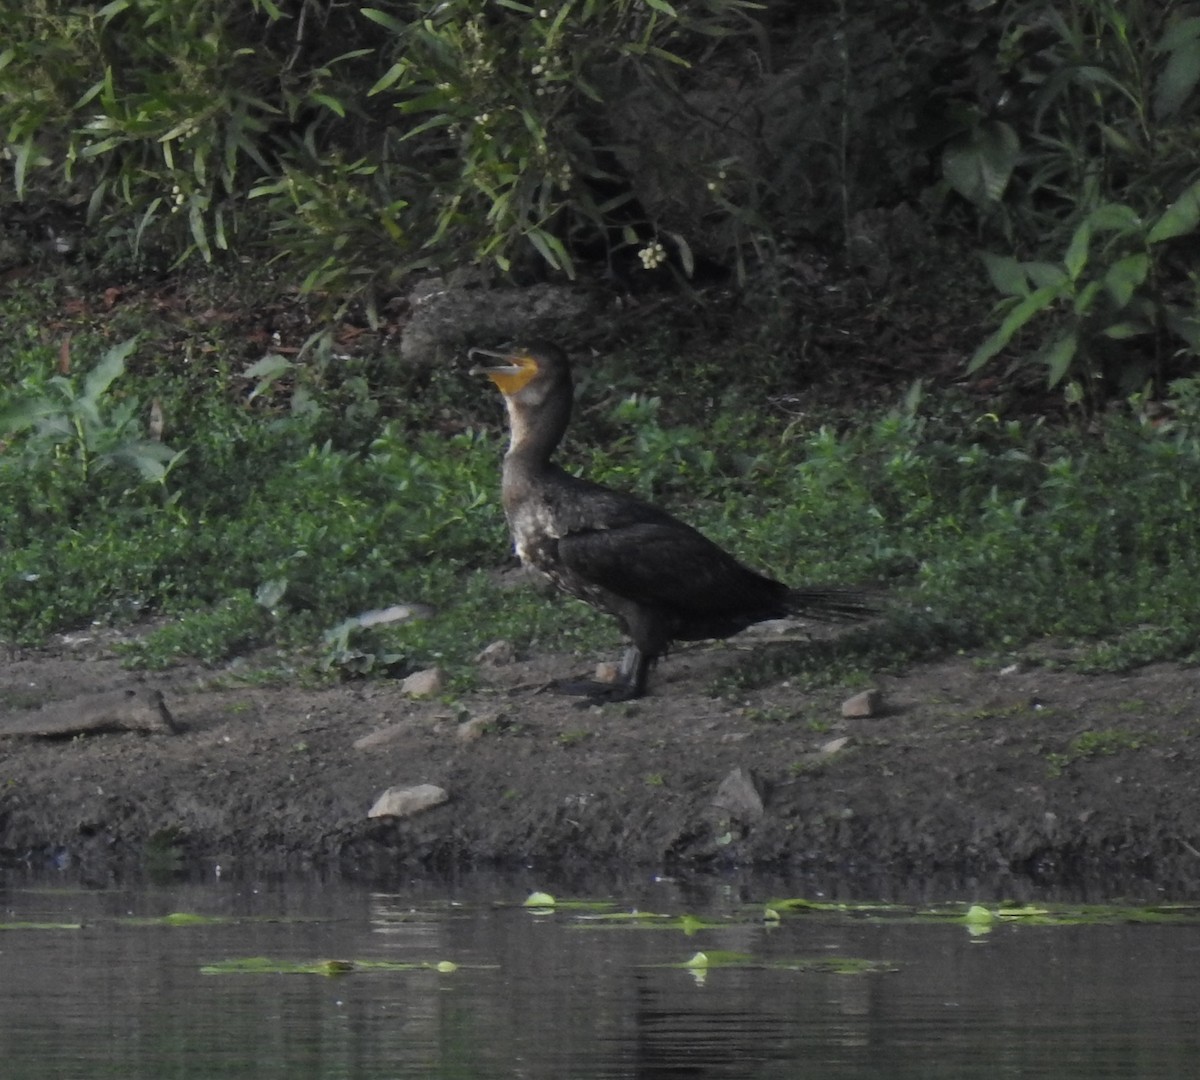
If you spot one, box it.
[0,0,764,293]
[943,1,1200,396]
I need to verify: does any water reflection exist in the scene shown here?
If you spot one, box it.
[0,870,1198,1079]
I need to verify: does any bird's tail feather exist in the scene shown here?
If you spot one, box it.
[785,586,881,622]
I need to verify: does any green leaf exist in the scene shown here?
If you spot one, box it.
[96,0,131,20]
[83,338,138,404]
[1100,321,1152,340]
[1103,253,1150,308]
[0,397,61,437]
[1154,37,1200,119]
[643,0,679,15]
[980,252,1029,297]
[942,120,1019,206]
[1156,16,1200,53]
[12,137,32,200]
[1063,221,1091,281]
[1148,179,1200,243]
[526,228,574,278]
[1072,279,1102,316]
[1041,333,1078,387]
[1026,262,1068,289]
[1098,123,1139,155]
[79,136,124,158]
[368,61,408,96]
[133,197,162,255]
[189,203,212,262]
[1087,202,1142,234]
[1165,311,1200,351]
[309,92,346,118]
[968,282,1064,372]
[665,230,694,278]
[360,7,406,32]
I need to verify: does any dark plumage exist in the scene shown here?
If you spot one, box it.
[469,341,876,702]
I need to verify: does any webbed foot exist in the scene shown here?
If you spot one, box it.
[548,677,642,706]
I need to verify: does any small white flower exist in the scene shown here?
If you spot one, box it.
[638,241,667,269]
[539,7,550,16]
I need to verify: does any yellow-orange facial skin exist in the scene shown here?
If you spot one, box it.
[475,354,539,396]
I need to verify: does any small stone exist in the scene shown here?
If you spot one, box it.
[353,721,413,751]
[475,639,516,665]
[401,667,443,697]
[355,603,433,628]
[367,783,449,819]
[712,767,764,823]
[819,736,852,756]
[841,689,883,718]
[456,716,490,743]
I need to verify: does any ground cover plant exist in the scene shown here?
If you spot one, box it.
[3,275,1200,688]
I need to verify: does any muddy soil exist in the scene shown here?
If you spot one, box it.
[3,626,1200,892]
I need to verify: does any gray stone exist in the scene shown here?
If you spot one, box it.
[353,721,414,751]
[0,688,177,738]
[401,667,443,698]
[841,689,883,718]
[475,639,516,665]
[712,767,764,823]
[456,716,491,744]
[400,279,600,366]
[367,783,449,820]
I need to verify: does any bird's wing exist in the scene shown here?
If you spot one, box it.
[555,516,773,615]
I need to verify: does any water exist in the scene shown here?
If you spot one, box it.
[1,871,1198,1078]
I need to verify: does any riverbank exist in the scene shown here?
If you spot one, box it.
[3,627,1198,891]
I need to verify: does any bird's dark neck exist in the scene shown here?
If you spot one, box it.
[502,394,571,475]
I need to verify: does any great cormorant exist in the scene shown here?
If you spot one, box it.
[470,341,875,702]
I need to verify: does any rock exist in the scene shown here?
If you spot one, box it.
[401,667,443,697]
[819,736,852,756]
[367,783,449,820]
[712,767,764,823]
[354,603,434,628]
[0,688,177,738]
[400,278,600,366]
[475,639,516,665]
[841,689,883,718]
[456,717,491,743]
[353,721,414,751]
[594,661,621,684]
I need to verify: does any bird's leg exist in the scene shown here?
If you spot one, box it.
[551,646,651,705]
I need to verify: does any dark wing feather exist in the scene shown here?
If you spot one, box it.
[553,504,785,618]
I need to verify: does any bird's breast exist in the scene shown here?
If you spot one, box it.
[505,499,561,572]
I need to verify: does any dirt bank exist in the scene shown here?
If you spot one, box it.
[3,628,1199,890]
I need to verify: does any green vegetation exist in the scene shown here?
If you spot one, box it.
[0,0,761,295]
[1045,727,1149,777]
[3,2,1198,402]
[3,289,1200,683]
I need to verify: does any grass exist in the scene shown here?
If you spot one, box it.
[4,269,1200,685]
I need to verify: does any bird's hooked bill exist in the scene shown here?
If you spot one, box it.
[468,345,523,377]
